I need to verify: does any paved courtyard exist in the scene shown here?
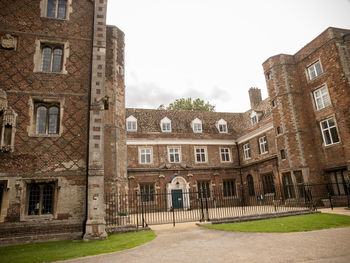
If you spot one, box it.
[60,208,350,263]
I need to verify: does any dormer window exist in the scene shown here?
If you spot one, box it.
[160,117,171,133]
[250,111,259,126]
[126,115,137,132]
[192,118,202,133]
[217,119,228,133]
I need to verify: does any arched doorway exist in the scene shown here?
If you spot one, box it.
[167,176,190,210]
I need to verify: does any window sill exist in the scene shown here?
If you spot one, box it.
[323,141,341,148]
[260,151,268,155]
[308,73,324,82]
[28,133,61,138]
[22,214,55,222]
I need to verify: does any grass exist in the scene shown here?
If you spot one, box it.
[0,230,156,263]
[203,213,350,233]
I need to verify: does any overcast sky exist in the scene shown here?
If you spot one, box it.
[106,0,350,113]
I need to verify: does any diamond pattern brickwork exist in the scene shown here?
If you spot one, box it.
[0,0,93,174]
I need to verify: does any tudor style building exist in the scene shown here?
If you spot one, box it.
[0,0,126,244]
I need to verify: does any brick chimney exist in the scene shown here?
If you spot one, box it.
[248,87,262,108]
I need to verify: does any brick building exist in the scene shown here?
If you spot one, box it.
[0,0,126,244]
[125,27,350,208]
[0,0,349,245]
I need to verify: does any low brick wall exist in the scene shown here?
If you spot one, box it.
[203,210,319,225]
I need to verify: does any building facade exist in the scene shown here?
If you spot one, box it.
[0,0,349,244]
[0,0,126,244]
[125,27,350,208]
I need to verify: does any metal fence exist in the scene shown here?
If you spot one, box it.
[105,182,350,228]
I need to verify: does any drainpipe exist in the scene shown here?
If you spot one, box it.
[235,142,245,206]
[84,0,95,237]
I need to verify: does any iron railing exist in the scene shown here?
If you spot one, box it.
[105,182,350,228]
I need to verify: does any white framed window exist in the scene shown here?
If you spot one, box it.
[313,85,331,110]
[217,119,228,133]
[139,147,152,164]
[126,115,137,132]
[243,143,251,159]
[220,148,231,162]
[320,117,340,146]
[307,60,323,80]
[250,111,260,126]
[168,147,181,163]
[258,136,268,154]
[160,117,171,133]
[195,147,207,163]
[192,118,202,133]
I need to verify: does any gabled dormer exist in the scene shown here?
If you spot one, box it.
[126,115,137,132]
[160,117,171,133]
[250,110,263,126]
[191,118,202,133]
[216,119,227,133]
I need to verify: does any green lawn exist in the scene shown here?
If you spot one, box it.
[0,230,156,263]
[203,213,350,233]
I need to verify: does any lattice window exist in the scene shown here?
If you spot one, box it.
[28,183,55,216]
[41,45,63,72]
[35,103,60,135]
[47,0,67,19]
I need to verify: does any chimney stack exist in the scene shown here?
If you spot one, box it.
[248,87,262,108]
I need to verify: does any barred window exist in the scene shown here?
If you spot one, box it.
[262,174,275,194]
[197,181,210,198]
[282,172,295,199]
[140,183,154,202]
[35,103,60,135]
[247,174,255,196]
[28,183,54,216]
[223,180,236,197]
[47,0,67,19]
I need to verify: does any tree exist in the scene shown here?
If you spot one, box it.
[158,98,215,111]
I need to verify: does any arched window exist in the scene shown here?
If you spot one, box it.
[36,106,47,134]
[247,174,255,196]
[48,106,59,134]
[41,47,52,72]
[41,46,63,72]
[35,104,60,135]
[52,48,63,72]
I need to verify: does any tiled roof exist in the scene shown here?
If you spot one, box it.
[126,97,272,140]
